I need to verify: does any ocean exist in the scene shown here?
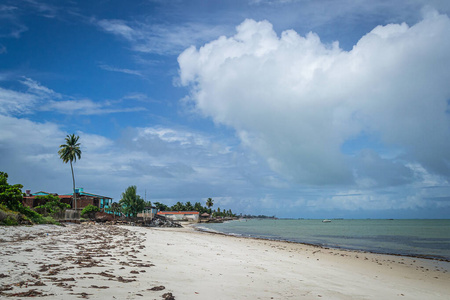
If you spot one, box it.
[196,219,450,261]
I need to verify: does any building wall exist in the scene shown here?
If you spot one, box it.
[75,196,99,210]
[22,197,51,208]
[137,212,154,219]
[137,207,158,220]
[159,212,199,222]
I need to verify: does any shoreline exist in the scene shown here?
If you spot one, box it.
[194,219,450,263]
[1,224,449,299]
[193,224,450,263]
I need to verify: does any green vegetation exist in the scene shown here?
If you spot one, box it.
[0,203,21,225]
[153,202,170,211]
[152,198,236,218]
[119,186,145,218]
[58,134,82,210]
[81,204,100,219]
[240,214,276,219]
[105,202,122,218]
[0,171,59,225]
[34,194,70,216]
[206,197,214,209]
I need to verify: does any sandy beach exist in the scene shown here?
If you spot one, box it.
[1,224,449,299]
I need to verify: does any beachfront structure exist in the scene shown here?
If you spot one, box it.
[62,188,112,211]
[22,191,71,208]
[137,206,158,220]
[22,188,112,211]
[157,211,200,222]
[200,212,210,220]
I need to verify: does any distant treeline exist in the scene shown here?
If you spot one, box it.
[153,201,236,218]
[240,214,276,219]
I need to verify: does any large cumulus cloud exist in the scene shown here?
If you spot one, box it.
[178,11,450,187]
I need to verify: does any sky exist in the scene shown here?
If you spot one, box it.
[1,0,450,219]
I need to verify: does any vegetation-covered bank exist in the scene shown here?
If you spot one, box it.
[0,172,61,226]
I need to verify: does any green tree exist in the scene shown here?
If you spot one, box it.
[171,201,185,211]
[0,172,42,223]
[154,202,169,212]
[193,202,204,213]
[119,186,145,218]
[34,195,70,216]
[58,134,81,211]
[206,198,214,209]
[106,202,122,219]
[185,201,194,211]
[0,172,24,212]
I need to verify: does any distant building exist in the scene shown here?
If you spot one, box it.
[22,188,112,211]
[157,211,199,222]
[137,206,158,220]
[200,212,210,220]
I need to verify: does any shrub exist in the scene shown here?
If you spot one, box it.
[0,172,44,225]
[35,195,70,216]
[3,216,19,226]
[38,216,61,225]
[0,203,20,225]
[81,204,100,219]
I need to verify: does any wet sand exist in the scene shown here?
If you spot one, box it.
[0,224,449,299]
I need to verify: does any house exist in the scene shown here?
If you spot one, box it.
[22,191,72,208]
[157,211,200,222]
[22,188,112,211]
[61,188,112,211]
[137,206,158,220]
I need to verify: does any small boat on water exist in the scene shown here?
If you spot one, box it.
[322,219,331,223]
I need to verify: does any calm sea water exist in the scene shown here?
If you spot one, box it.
[196,219,450,260]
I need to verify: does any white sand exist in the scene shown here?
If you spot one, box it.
[1,224,449,299]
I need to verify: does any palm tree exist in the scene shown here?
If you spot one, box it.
[206,198,214,209]
[58,134,81,211]
[185,201,194,211]
[108,202,122,219]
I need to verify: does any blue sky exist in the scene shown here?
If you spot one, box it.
[1,0,450,218]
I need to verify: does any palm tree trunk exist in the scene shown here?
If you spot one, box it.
[70,161,77,211]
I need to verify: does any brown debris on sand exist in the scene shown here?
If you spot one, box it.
[0,289,50,297]
[149,285,166,291]
[162,292,175,300]
[70,292,92,299]
[0,224,169,299]
[89,285,109,289]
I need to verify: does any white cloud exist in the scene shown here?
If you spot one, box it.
[97,18,229,55]
[0,87,37,115]
[20,77,61,98]
[0,77,147,116]
[136,127,209,146]
[97,19,137,41]
[178,12,450,187]
[0,114,268,207]
[98,64,143,76]
[40,99,147,115]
